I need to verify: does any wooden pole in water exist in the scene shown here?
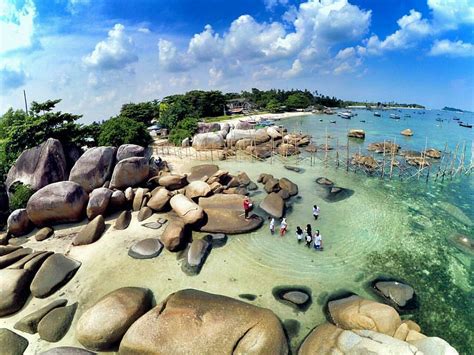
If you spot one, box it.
[381,139,386,179]
[449,142,459,179]
[324,127,328,168]
[389,138,396,180]
[346,136,350,172]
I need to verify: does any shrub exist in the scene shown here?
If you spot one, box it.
[9,183,34,211]
[98,116,152,147]
[168,118,198,146]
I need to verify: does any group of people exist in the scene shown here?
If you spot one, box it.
[267,205,323,251]
[242,197,324,250]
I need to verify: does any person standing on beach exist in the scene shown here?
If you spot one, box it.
[313,230,323,250]
[243,197,252,219]
[280,218,288,236]
[305,224,312,247]
[313,205,320,220]
[296,226,304,243]
[269,217,275,235]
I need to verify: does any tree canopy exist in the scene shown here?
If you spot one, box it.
[119,100,159,126]
[98,116,152,147]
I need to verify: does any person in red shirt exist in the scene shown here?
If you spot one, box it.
[243,197,252,219]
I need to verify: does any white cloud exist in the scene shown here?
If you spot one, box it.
[264,0,288,10]
[283,59,303,78]
[0,65,27,92]
[67,0,91,14]
[208,66,224,86]
[188,24,222,61]
[138,27,151,34]
[364,10,432,55]
[429,39,474,57]
[83,23,138,70]
[0,0,36,54]
[427,0,474,29]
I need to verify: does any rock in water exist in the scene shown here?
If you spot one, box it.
[73,215,106,246]
[69,147,116,193]
[38,302,77,342]
[279,178,298,196]
[116,144,145,162]
[284,165,302,173]
[328,295,401,336]
[401,128,414,136]
[86,188,112,220]
[425,148,441,159]
[27,181,89,226]
[315,177,334,186]
[160,220,187,251]
[6,138,67,194]
[7,209,33,237]
[30,254,81,298]
[147,188,171,211]
[137,207,153,222]
[264,178,280,193]
[204,233,227,248]
[128,239,163,259]
[76,287,152,351]
[260,193,285,218]
[188,164,219,182]
[348,129,366,139]
[39,347,96,355]
[182,239,212,275]
[35,227,54,241]
[169,194,204,225]
[282,291,309,305]
[14,299,67,334]
[119,289,288,354]
[374,281,416,309]
[0,328,29,355]
[110,157,149,190]
[114,210,132,230]
[0,269,31,316]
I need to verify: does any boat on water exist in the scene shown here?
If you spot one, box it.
[360,120,366,123]
[459,122,472,128]
[453,117,460,121]
[374,112,381,117]
[330,120,336,124]
[390,114,401,119]
[337,112,352,119]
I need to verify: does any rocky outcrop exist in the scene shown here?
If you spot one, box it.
[348,129,366,139]
[7,209,33,237]
[30,254,81,298]
[315,178,354,203]
[116,144,145,162]
[192,132,225,150]
[0,328,29,355]
[160,219,187,251]
[425,148,441,159]
[352,153,379,170]
[6,138,67,194]
[14,299,67,334]
[169,194,204,225]
[76,287,152,351]
[328,295,401,336]
[38,302,77,342]
[119,289,288,354]
[86,188,112,220]
[368,141,400,154]
[27,181,88,226]
[73,215,106,246]
[278,143,300,156]
[185,181,211,199]
[110,157,149,190]
[0,269,32,316]
[69,147,116,192]
[264,177,281,193]
[267,126,283,139]
[197,122,221,134]
[260,193,285,218]
[401,128,414,136]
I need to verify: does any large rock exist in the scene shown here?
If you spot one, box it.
[279,177,298,196]
[185,181,211,199]
[197,122,221,134]
[169,194,204,225]
[6,250,50,269]
[30,254,81,298]
[27,181,88,226]
[315,180,353,203]
[425,148,441,159]
[0,269,31,316]
[182,239,212,275]
[76,287,152,351]
[38,302,77,342]
[147,188,171,211]
[132,187,147,212]
[114,210,131,230]
[188,164,219,182]
[408,337,458,354]
[119,289,288,354]
[278,143,299,156]
[260,193,285,218]
[160,219,186,251]
[328,295,401,336]
[109,190,127,211]
[116,144,145,162]
[7,209,33,237]
[158,174,188,190]
[86,188,112,220]
[267,126,283,139]
[137,207,153,222]
[14,299,67,334]
[401,128,414,136]
[226,129,257,145]
[199,194,245,210]
[298,323,420,355]
[73,215,106,246]
[368,141,400,154]
[0,328,29,355]
[348,129,366,139]
[264,178,281,193]
[110,157,149,190]
[69,147,116,192]
[374,280,416,309]
[128,239,163,259]
[0,247,32,268]
[6,138,67,194]
[192,132,225,150]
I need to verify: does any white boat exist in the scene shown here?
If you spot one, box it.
[374,112,381,117]
[390,114,400,119]
[338,112,352,119]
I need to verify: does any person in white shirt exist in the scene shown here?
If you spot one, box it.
[296,226,304,243]
[313,230,323,250]
[269,217,275,235]
[313,205,320,220]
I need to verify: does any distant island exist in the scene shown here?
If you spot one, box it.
[442,106,465,112]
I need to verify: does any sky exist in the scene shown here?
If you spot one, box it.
[0,0,473,123]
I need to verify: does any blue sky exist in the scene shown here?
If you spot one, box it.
[1,0,473,123]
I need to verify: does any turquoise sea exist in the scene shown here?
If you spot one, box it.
[188,109,473,353]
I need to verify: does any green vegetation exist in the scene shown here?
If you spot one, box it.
[169,118,198,146]
[98,116,152,147]
[119,101,159,125]
[8,183,34,211]
[442,106,465,112]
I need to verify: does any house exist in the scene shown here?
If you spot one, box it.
[226,98,253,114]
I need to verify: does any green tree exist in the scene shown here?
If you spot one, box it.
[285,93,311,110]
[119,101,159,126]
[98,116,152,147]
[159,96,192,129]
[266,99,281,113]
[168,117,198,146]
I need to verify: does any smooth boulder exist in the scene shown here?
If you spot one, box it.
[109,190,127,211]
[73,215,106,246]
[185,181,211,199]
[116,144,145,162]
[128,239,163,259]
[401,128,414,136]
[169,194,204,225]
[38,303,77,342]
[27,181,88,226]
[147,188,171,211]
[279,177,298,196]
[158,174,188,190]
[114,210,131,230]
[76,287,152,351]
[110,157,149,189]
[0,328,29,355]
[7,209,33,237]
[69,147,116,193]
[374,280,416,309]
[30,254,81,298]
[39,347,96,355]
[188,164,219,182]
[14,299,67,334]
[86,188,112,220]
[192,132,225,150]
[35,227,54,241]
[0,269,32,316]
[182,239,212,275]
[260,193,285,218]
[160,220,186,251]
[119,289,288,354]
